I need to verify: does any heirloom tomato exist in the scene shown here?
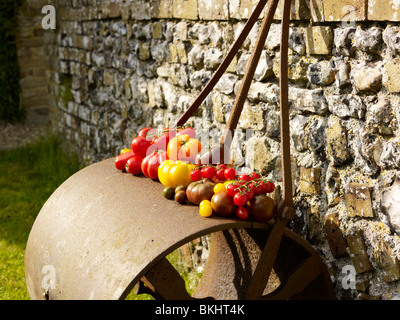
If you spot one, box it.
[141,151,168,180]
[167,134,202,164]
[158,160,195,188]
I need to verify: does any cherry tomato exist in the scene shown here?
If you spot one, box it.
[215,168,226,181]
[251,172,261,180]
[226,183,238,197]
[236,206,249,220]
[213,183,226,194]
[217,164,227,170]
[258,181,269,194]
[199,202,213,217]
[201,166,215,179]
[190,169,202,182]
[265,181,275,193]
[233,192,247,207]
[239,173,252,182]
[224,167,236,180]
[120,148,131,154]
[131,136,152,158]
[243,188,254,202]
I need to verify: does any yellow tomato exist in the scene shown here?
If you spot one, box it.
[158,160,175,187]
[224,180,235,187]
[200,200,212,208]
[213,183,226,194]
[158,160,194,188]
[199,202,213,217]
[120,148,131,154]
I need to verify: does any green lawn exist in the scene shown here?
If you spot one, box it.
[0,135,80,300]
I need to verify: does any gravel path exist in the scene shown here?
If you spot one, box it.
[0,118,50,152]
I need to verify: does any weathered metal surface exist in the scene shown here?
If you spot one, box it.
[25,158,268,300]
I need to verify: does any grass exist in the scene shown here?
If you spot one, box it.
[0,134,203,300]
[0,135,80,300]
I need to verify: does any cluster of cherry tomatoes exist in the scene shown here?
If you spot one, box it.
[189,164,276,221]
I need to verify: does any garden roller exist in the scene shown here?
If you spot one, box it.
[25,0,335,300]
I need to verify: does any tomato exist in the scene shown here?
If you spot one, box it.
[120,148,131,154]
[224,167,236,180]
[211,191,236,217]
[265,181,275,193]
[233,192,247,207]
[239,173,252,182]
[251,172,261,180]
[167,134,202,163]
[115,150,136,171]
[201,166,215,179]
[213,183,226,194]
[226,183,238,197]
[242,188,254,202]
[158,160,175,187]
[199,202,213,217]
[141,151,168,180]
[200,200,212,208]
[175,190,187,204]
[190,169,202,182]
[215,168,226,181]
[177,127,196,139]
[247,194,275,222]
[148,130,177,153]
[158,160,195,188]
[131,136,152,158]
[236,206,249,220]
[186,179,215,205]
[138,127,156,141]
[125,155,143,175]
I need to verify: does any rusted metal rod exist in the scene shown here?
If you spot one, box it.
[220,0,280,151]
[176,0,269,128]
[245,0,292,300]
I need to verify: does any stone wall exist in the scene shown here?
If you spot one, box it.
[16,0,51,123]
[43,0,400,299]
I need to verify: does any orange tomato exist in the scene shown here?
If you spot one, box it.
[167,134,202,164]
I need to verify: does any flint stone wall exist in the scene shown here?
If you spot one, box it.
[41,0,400,299]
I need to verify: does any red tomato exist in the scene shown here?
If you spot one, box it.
[138,127,156,141]
[265,181,275,193]
[148,131,177,154]
[224,167,236,180]
[125,155,143,175]
[201,166,215,179]
[215,168,226,181]
[226,183,238,197]
[236,206,249,220]
[115,150,136,171]
[190,169,202,182]
[251,172,261,180]
[239,173,252,182]
[141,151,168,180]
[233,192,247,207]
[131,136,152,158]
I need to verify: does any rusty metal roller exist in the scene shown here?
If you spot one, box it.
[25,0,335,300]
